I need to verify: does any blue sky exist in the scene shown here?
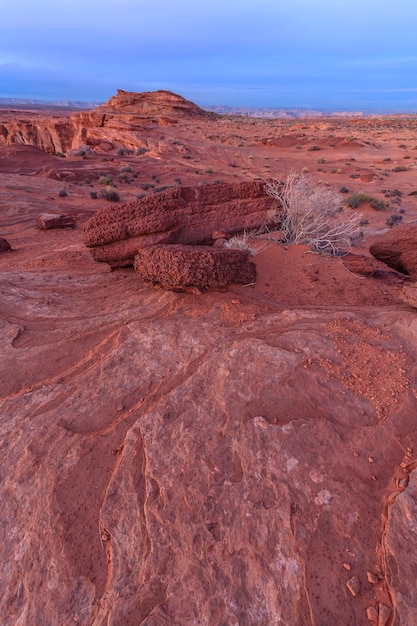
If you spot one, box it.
[1,0,417,111]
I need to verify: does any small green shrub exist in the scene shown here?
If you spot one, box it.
[98,175,113,185]
[346,192,386,210]
[101,186,120,202]
[308,145,320,151]
[392,166,407,172]
[369,198,386,211]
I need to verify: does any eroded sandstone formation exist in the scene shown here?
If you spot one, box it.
[83,181,276,273]
[0,90,216,155]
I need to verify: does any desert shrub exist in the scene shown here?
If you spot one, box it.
[58,189,68,197]
[90,191,98,199]
[98,175,113,185]
[135,147,148,155]
[369,198,386,211]
[346,192,371,208]
[386,214,403,227]
[224,232,258,256]
[317,158,326,164]
[265,172,362,254]
[119,165,132,173]
[340,186,349,194]
[101,186,120,202]
[392,165,407,172]
[308,145,320,151]
[153,185,172,193]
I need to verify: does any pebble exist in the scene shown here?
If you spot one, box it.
[342,562,351,571]
[366,606,378,622]
[346,575,360,596]
[367,571,379,584]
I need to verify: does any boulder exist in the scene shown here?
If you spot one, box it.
[36,213,75,229]
[369,224,417,272]
[341,253,405,281]
[134,244,256,289]
[84,181,276,266]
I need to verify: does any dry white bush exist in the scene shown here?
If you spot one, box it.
[265,171,363,254]
[224,231,259,256]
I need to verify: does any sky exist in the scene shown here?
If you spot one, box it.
[1,0,417,112]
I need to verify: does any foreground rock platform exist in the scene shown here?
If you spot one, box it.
[134,244,256,289]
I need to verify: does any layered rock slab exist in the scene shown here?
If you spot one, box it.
[83,181,276,266]
[134,244,256,289]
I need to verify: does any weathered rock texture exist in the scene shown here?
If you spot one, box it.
[384,469,417,624]
[370,224,417,274]
[134,244,256,289]
[83,181,276,266]
[2,270,417,625]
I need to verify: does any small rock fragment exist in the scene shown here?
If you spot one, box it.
[366,606,378,622]
[36,213,75,229]
[346,575,360,596]
[367,571,379,584]
[378,603,391,626]
[342,562,351,571]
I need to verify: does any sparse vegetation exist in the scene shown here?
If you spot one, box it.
[346,192,386,210]
[101,186,120,202]
[98,175,113,185]
[265,172,363,254]
[392,165,407,172]
[308,145,320,151]
[58,189,68,197]
[224,232,259,256]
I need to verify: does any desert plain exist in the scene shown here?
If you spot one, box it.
[1,90,417,625]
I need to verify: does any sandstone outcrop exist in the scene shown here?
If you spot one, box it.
[369,224,417,274]
[134,244,256,289]
[84,180,276,267]
[0,113,74,154]
[0,90,216,155]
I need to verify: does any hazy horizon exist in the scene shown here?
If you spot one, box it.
[1,0,417,113]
